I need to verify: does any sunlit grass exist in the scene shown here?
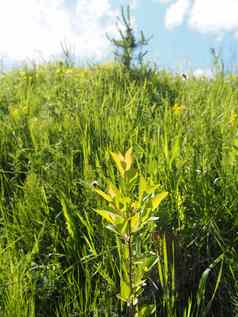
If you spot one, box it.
[0,62,237,316]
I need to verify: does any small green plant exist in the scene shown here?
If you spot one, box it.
[210,47,224,77]
[108,6,151,70]
[94,148,168,316]
[60,40,75,67]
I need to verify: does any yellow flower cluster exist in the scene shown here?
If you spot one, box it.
[172,103,184,114]
[229,111,238,128]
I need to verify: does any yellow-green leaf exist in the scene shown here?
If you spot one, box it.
[131,213,140,232]
[96,209,124,225]
[107,182,117,199]
[139,175,148,200]
[138,305,156,317]
[117,219,128,235]
[131,200,140,210]
[139,175,157,199]
[125,147,133,171]
[152,192,168,210]
[108,182,123,202]
[61,199,75,240]
[94,188,113,202]
[120,279,131,301]
[111,151,125,177]
[122,244,129,259]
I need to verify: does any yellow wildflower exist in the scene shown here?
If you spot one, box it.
[9,104,28,122]
[229,111,237,128]
[65,68,74,75]
[172,103,184,114]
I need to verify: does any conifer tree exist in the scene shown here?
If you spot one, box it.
[108,5,151,70]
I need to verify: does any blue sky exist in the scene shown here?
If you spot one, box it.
[1,0,238,75]
[134,0,238,74]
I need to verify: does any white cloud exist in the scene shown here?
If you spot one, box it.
[165,0,190,29]
[158,0,174,4]
[188,0,238,35]
[0,0,119,63]
[162,0,238,39]
[193,68,213,78]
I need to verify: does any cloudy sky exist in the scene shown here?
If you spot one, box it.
[1,0,238,73]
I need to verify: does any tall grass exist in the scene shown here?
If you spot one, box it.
[0,62,237,316]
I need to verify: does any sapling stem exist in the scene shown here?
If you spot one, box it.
[128,216,134,317]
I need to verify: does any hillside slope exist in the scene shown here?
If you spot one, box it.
[0,63,238,316]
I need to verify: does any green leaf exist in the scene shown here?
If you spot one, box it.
[105,224,121,236]
[138,305,156,317]
[134,255,158,288]
[169,137,180,168]
[196,267,211,310]
[97,267,114,287]
[134,262,145,288]
[61,199,75,240]
[120,279,131,301]
[139,175,158,201]
[152,191,168,210]
[117,219,128,236]
[139,175,148,200]
[131,212,140,232]
[96,209,124,225]
[122,244,129,259]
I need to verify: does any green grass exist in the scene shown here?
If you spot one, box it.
[0,61,237,316]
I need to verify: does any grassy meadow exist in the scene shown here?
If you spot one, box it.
[0,61,238,316]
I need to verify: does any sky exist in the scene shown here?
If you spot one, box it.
[1,0,238,74]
